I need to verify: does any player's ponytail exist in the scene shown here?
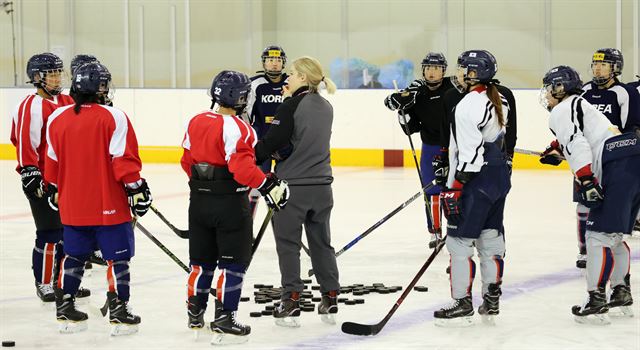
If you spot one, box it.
[73,93,100,114]
[486,84,505,127]
[292,56,336,94]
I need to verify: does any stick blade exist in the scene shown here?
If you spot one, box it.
[341,321,379,336]
[177,229,189,239]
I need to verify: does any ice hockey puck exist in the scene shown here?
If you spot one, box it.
[249,312,262,317]
[265,305,275,311]
[261,310,272,316]
[413,286,429,292]
[352,290,364,296]
[240,297,250,302]
[446,266,451,274]
[301,306,315,312]
[311,285,320,290]
[372,283,385,287]
[391,286,403,292]
[354,298,365,304]
[302,279,312,284]
[311,297,321,302]
[253,284,264,289]
[2,341,15,347]
[345,300,357,305]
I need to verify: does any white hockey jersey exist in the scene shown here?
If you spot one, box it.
[447,86,509,187]
[548,95,620,180]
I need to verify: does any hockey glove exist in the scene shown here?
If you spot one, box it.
[574,166,603,209]
[506,152,513,175]
[46,184,59,211]
[383,90,417,112]
[258,173,290,211]
[397,112,411,126]
[125,179,153,217]
[432,149,449,188]
[20,166,44,200]
[440,180,464,225]
[539,140,564,166]
[406,79,428,92]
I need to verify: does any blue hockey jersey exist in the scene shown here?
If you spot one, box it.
[247,73,288,140]
[581,80,640,132]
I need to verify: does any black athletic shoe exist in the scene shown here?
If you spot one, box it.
[434,296,474,319]
[76,287,91,299]
[107,291,141,325]
[273,292,301,318]
[55,289,88,322]
[478,283,502,316]
[572,287,609,316]
[318,290,338,315]
[186,296,205,329]
[211,310,251,336]
[36,282,55,302]
[609,274,633,308]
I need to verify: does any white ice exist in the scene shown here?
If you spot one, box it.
[1,162,638,349]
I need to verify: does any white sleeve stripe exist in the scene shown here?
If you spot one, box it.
[611,85,629,129]
[105,106,129,158]
[45,105,73,162]
[17,95,34,166]
[29,97,44,154]
[222,116,242,162]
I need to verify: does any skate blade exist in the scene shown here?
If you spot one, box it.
[58,320,88,333]
[275,316,301,328]
[320,314,336,325]
[110,323,139,336]
[573,313,611,325]
[434,316,474,327]
[609,306,634,318]
[189,325,205,340]
[480,314,497,326]
[210,332,249,345]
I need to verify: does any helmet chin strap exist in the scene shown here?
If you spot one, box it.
[265,70,283,80]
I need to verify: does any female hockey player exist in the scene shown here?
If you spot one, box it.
[9,53,90,303]
[181,70,289,344]
[539,65,638,324]
[45,62,152,335]
[383,52,453,248]
[433,50,510,326]
[254,56,340,327]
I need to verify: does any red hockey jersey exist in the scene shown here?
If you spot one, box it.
[181,111,266,189]
[10,93,75,172]
[45,103,142,226]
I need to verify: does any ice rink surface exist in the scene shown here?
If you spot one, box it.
[1,162,638,350]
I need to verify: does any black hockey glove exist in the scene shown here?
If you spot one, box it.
[440,180,463,225]
[431,149,449,188]
[406,79,427,92]
[575,173,603,209]
[383,90,417,112]
[20,166,44,200]
[46,184,59,211]
[125,179,153,217]
[258,173,290,211]
[539,140,564,166]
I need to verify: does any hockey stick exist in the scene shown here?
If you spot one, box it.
[514,147,542,156]
[392,80,436,236]
[341,237,446,336]
[251,208,274,256]
[308,181,436,277]
[150,205,189,239]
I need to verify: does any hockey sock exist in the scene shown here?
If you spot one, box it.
[610,241,631,287]
[577,208,589,254]
[428,194,441,233]
[107,260,131,302]
[187,261,215,309]
[216,262,247,311]
[33,229,63,284]
[57,254,88,296]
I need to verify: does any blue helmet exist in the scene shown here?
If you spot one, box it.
[72,62,112,95]
[591,48,624,85]
[421,52,447,70]
[26,52,64,94]
[456,50,498,84]
[210,70,251,112]
[543,65,583,97]
[70,54,99,76]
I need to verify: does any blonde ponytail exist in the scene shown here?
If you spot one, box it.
[292,56,336,94]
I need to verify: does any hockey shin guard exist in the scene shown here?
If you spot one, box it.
[477,229,505,295]
[216,262,247,311]
[57,255,88,296]
[610,241,631,288]
[187,261,215,309]
[107,260,132,302]
[586,246,614,291]
[33,229,63,284]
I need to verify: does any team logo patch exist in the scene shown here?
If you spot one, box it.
[592,53,605,61]
[267,50,281,57]
[606,138,637,151]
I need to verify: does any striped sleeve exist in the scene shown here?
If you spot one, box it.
[104,105,142,184]
[454,94,490,173]
[12,95,43,168]
[223,116,265,188]
[549,97,592,174]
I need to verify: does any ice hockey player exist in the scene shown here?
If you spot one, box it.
[246,45,289,218]
[45,62,151,335]
[383,52,453,248]
[9,52,90,303]
[539,65,638,324]
[433,50,510,327]
[181,70,289,344]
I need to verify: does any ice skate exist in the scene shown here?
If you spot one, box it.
[106,291,141,336]
[478,283,501,325]
[572,288,610,325]
[576,253,586,269]
[74,287,91,305]
[89,250,107,266]
[210,310,250,345]
[186,296,206,340]
[273,292,301,328]
[428,229,442,249]
[434,296,474,327]
[318,290,338,325]
[36,282,55,303]
[608,274,633,318]
[55,289,88,333]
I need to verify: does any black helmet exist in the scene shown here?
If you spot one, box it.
[591,48,623,86]
[261,45,286,79]
[73,62,112,96]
